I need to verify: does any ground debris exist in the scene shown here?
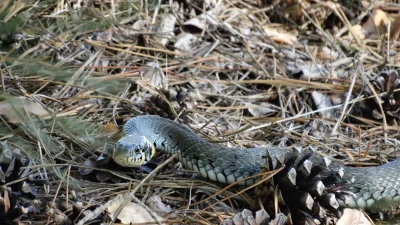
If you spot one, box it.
[1,0,400,224]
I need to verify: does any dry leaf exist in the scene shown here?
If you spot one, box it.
[365,9,389,36]
[3,189,10,213]
[155,13,176,46]
[336,209,372,225]
[181,0,223,32]
[351,25,366,39]
[0,97,50,123]
[174,33,200,55]
[354,9,389,40]
[262,24,298,44]
[99,122,119,134]
[143,61,166,88]
[390,14,400,40]
[146,196,172,216]
[108,194,165,224]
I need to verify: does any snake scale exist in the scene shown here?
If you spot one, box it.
[112,115,400,213]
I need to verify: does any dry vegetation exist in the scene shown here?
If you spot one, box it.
[1,0,400,224]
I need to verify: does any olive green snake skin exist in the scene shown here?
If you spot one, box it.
[113,115,400,213]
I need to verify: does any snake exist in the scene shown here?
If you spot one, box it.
[112,115,400,214]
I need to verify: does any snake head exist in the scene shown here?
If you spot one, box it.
[113,135,155,167]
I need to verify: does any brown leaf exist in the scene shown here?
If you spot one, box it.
[108,194,166,224]
[3,189,10,213]
[99,122,119,134]
[390,14,400,40]
[359,9,389,39]
[262,24,298,44]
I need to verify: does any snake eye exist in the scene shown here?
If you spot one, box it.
[134,147,141,154]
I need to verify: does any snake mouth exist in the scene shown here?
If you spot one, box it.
[113,153,146,167]
[113,145,148,167]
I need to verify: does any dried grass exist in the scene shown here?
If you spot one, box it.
[1,0,400,224]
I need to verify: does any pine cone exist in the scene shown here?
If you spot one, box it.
[0,141,43,225]
[252,150,347,225]
[363,70,400,121]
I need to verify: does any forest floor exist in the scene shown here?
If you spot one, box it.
[1,0,400,224]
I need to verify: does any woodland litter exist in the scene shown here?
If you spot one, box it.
[1,0,400,225]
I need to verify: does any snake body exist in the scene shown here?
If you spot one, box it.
[113,115,400,213]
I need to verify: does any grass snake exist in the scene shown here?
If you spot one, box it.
[113,115,400,213]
